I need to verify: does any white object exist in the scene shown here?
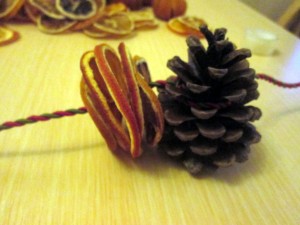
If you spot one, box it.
[245,29,278,56]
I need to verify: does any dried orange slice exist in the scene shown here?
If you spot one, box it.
[133,56,164,146]
[71,0,105,31]
[103,2,128,16]
[128,7,158,29]
[178,16,207,31]
[83,25,112,38]
[37,14,76,34]
[0,25,20,46]
[93,12,134,35]
[167,16,207,38]
[29,0,65,19]
[80,51,130,151]
[55,0,98,20]
[80,43,164,157]
[24,2,41,23]
[0,0,25,19]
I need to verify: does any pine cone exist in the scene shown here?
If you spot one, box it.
[157,25,262,174]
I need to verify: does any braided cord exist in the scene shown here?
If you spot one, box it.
[0,107,87,132]
[0,74,299,132]
[256,73,300,88]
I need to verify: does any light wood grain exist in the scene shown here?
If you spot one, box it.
[1,0,300,224]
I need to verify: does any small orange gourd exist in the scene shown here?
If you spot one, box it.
[152,0,187,21]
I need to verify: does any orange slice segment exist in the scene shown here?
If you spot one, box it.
[93,12,134,35]
[55,0,98,20]
[0,25,20,46]
[36,14,76,34]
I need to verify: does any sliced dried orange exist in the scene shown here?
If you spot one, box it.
[0,25,20,46]
[94,44,141,157]
[10,6,31,22]
[29,0,65,19]
[133,56,164,146]
[36,14,76,34]
[128,7,158,29]
[80,43,164,157]
[80,51,130,151]
[55,0,98,20]
[71,0,105,31]
[0,0,25,19]
[167,16,207,38]
[24,2,41,23]
[83,24,113,38]
[93,12,134,35]
[103,2,128,16]
[80,79,119,152]
[178,16,207,31]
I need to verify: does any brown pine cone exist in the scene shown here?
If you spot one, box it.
[157,25,262,174]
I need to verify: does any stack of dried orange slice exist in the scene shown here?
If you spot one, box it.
[80,42,164,157]
[23,0,105,34]
[1,0,158,38]
[83,6,158,38]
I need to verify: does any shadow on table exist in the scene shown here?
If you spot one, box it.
[0,139,266,184]
[112,142,266,184]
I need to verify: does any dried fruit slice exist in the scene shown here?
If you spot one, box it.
[80,43,164,157]
[24,2,41,23]
[29,0,65,19]
[118,43,144,136]
[0,0,25,19]
[80,80,118,151]
[37,14,76,34]
[133,56,164,146]
[0,25,20,46]
[93,12,134,35]
[104,2,128,16]
[80,51,130,151]
[128,7,158,29]
[178,16,207,31]
[94,44,141,157]
[167,16,206,38]
[55,0,98,20]
[83,25,112,38]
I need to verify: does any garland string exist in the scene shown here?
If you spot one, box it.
[0,74,299,132]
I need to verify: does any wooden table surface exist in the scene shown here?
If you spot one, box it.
[1,0,300,224]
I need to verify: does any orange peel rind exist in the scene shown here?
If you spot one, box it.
[80,43,164,157]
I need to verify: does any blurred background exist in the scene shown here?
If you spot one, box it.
[240,0,300,37]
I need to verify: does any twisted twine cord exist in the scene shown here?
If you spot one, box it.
[0,107,87,132]
[0,74,299,132]
[256,73,300,88]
